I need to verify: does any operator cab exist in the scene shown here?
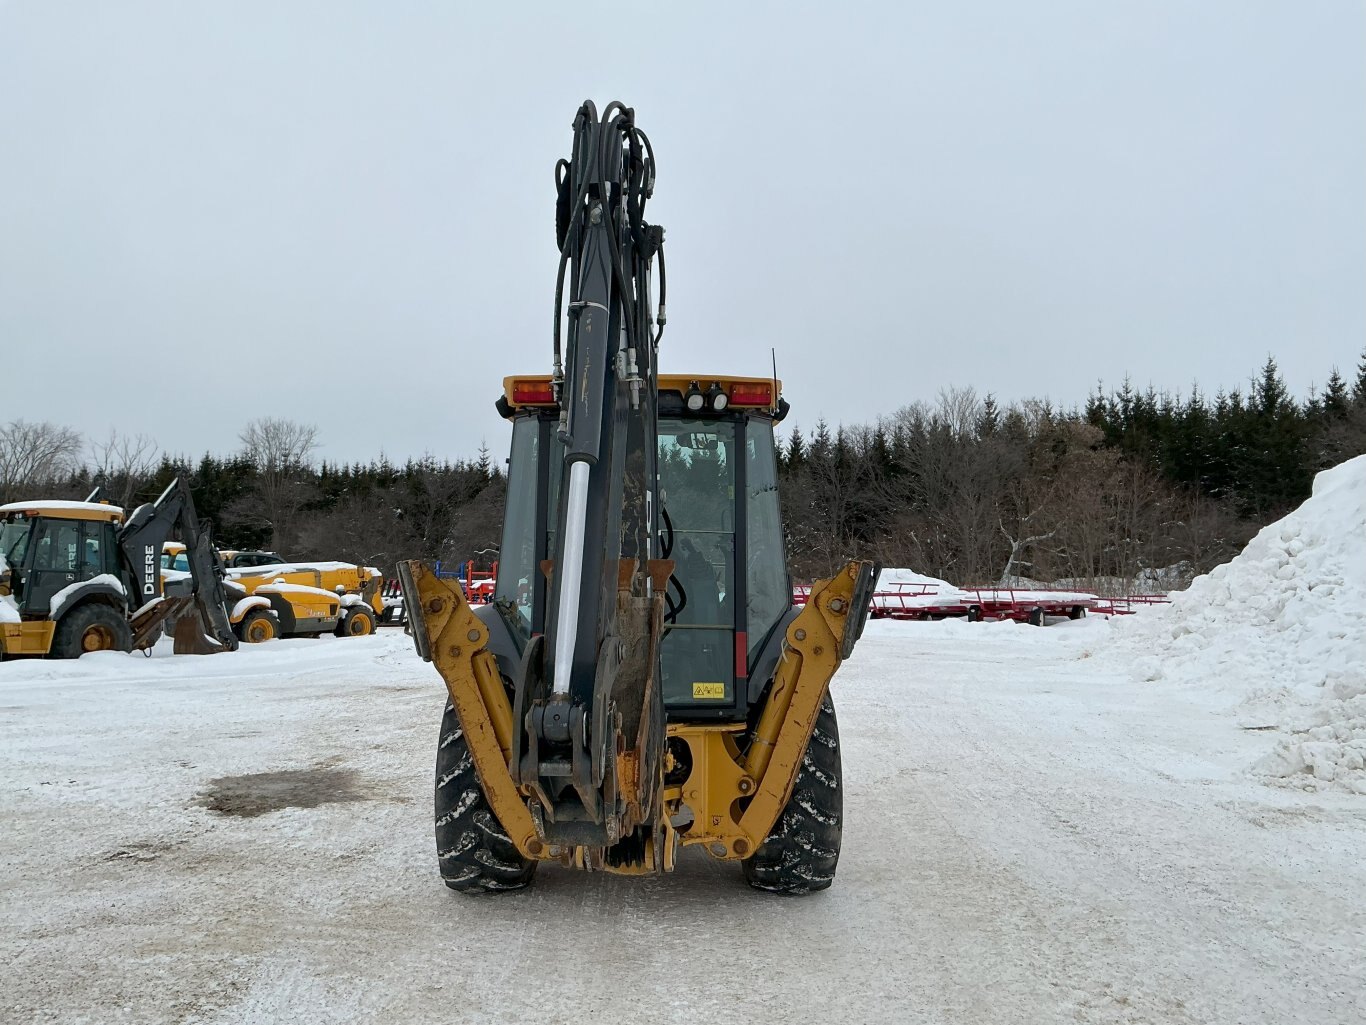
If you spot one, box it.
[0,501,126,617]
[493,375,791,721]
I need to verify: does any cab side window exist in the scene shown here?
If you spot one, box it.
[33,521,80,572]
[80,537,100,574]
[79,521,108,577]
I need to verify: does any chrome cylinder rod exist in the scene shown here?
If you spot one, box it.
[552,460,591,694]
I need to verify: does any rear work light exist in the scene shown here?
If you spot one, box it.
[684,382,707,413]
[728,382,773,407]
[511,380,556,405]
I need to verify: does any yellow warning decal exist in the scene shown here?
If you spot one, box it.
[692,682,726,699]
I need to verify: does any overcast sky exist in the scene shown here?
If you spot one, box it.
[1,1,1362,465]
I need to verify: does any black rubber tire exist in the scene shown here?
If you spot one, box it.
[435,701,537,893]
[335,606,375,637]
[966,605,982,623]
[1027,606,1045,627]
[236,608,278,643]
[52,603,133,659]
[742,691,842,894]
[1068,605,1086,620]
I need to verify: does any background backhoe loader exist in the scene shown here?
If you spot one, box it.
[0,479,237,658]
[398,101,874,893]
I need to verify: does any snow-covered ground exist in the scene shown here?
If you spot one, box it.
[3,456,1362,1024]
[2,620,1362,1025]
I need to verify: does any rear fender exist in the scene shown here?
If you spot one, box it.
[473,601,524,684]
[745,606,801,705]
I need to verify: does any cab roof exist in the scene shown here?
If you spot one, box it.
[500,374,783,417]
[0,500,125,523]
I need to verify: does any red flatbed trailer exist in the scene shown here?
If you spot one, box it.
[955,587,1096,625]
[1087,594,1173,616]
[869,582,974,620]
[794,581,1170,626]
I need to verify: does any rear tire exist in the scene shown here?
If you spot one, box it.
[336,606,375,637]
[435,701,537,893]
[743,691,842,894]
[52,603,133,660]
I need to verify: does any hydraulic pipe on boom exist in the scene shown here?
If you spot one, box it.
[508,100,669,849]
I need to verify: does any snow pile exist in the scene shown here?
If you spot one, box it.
[1114,455,1366,793]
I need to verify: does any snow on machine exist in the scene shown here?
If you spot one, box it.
[163,541,385,643]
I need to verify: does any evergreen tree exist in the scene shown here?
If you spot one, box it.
[783,426,806,472]
[1323,369,1350,417]
[978,394,1001,437]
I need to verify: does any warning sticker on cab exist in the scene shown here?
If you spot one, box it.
[692,682,726,700]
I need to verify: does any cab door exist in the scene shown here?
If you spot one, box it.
[658,420,738,715]
[25,518,83,615]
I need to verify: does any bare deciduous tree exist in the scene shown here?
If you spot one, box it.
[89,429,159,507]
[0,420,83,503]
[235,417,320,552]
[239,417,319,472]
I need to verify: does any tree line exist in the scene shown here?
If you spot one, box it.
[0,417,503,572]
[779,353,1366,589]
[2,352,1363,592]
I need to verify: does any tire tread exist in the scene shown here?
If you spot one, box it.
[742,692,842,895]
[434,702,536,893]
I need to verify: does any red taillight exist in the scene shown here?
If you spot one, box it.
[511,380,556,404]
[728,382,773,406]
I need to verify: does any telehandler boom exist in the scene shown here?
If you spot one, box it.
[399,101,875,891]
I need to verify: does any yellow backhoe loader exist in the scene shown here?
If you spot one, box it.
[398,101,874,893]
[0,480,237,659]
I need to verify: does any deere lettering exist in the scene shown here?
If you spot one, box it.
[143,545,157,596]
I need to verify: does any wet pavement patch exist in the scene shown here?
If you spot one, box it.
[102,840,181,862]
[197,767,364,817]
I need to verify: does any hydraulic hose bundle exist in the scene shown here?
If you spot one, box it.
[544,101,666,699]
[508,100,671,850]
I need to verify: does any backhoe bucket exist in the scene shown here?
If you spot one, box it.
[172,608,232,655]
